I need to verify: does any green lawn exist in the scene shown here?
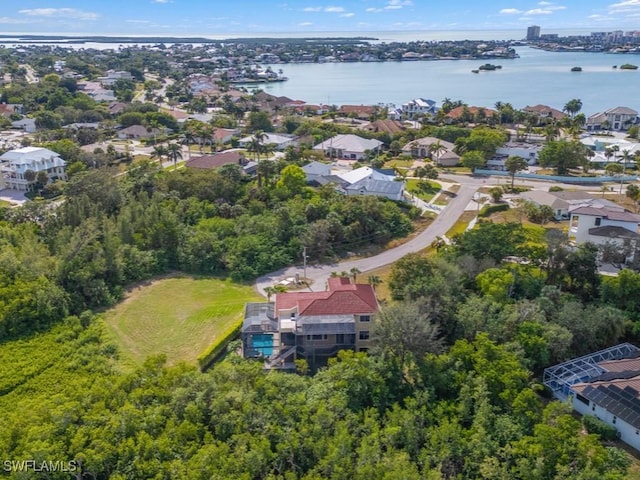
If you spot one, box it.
[406,179,442,202]
[384,159,413,169]
[104,275,261,368]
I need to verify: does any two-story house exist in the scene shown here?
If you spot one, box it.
[569,202,640,263]
[242,277,379,371]
[0,147,67,191]
[401,98,438,119]
[587,106,639,131]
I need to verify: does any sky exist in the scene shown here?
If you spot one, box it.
[0,1,638,37]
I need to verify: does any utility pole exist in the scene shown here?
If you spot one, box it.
[302,246,308,281]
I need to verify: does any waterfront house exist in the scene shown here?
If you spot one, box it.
[338,105,376,119]
[587,107,639,131]
[0,147,67,191]
[544,344,640,453]
[401,98,438,119]
[242,277,379,371]
[313,134,383,160]
[523,104,566,122]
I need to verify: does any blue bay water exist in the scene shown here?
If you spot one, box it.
[258,46,640,115]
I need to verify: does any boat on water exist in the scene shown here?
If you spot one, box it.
[471,69,479,73]
[478,63,502,71]
[620,63,639,70]
[571,66,582,72]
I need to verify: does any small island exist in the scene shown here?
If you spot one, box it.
[571,66,582,72]
[478,63,502,71]
[620,63,638,70]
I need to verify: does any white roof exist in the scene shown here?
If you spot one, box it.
[337,166,396,185]
[313,134,383,153]
[239,133,295,145]
[0,147,62,164]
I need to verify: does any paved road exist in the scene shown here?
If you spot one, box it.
[255,184,478,295]
[254,172,625,296]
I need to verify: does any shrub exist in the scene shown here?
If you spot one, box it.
[549,186,564,192]
[479,203,509,217]
[197,320,243,371]
[583,414,619,441]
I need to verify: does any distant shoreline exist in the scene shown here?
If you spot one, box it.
[0,35,379,45]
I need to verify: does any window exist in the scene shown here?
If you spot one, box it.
[306,334,327,341]
[336,334,345,344]
[359,347,369,353]
[359,315,371,323]
[359,331,370,341]
[595,217,601,226]
[576,394,589,406]
[613,416,617,425]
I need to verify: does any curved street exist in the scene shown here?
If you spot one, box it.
[255,183,478,294]
[255,172,616,296]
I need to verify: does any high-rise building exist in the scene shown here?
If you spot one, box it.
[527,25,541,40]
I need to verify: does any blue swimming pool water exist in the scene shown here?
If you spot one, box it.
[252,334,273,356]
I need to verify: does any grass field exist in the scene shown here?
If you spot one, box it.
[104,275,261,369]
[406,179,442,202]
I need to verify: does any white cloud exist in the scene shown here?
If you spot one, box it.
[0,16,34,24]
[525,8,553,14]
[366,7,382,12]
[126,19,151,23]
[325,6,346,13]
[538,1,552,4]
[303,7,322,12]
[151,0,170,3]
[298,21,313,26]
[384,0,413,10]
[340,12,355,17]
[609,0,640,12]
[18,8,99,20]
[500,8,523,14]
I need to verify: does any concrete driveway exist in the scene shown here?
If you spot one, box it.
[0,189,28,205]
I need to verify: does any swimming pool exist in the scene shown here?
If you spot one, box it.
[251,334,273,357]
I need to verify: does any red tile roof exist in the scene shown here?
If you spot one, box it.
[447,106,497,119]
[185,150,245,169]
[275,278,378,316]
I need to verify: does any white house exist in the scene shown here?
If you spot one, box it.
[401,98,438,119]
[238,133,297,151]
[337,167,404,201]
[586,106,639,131]
[569,202,640,262]
[495,142,542,165]
[313,134,383,161]
[544,343,640,453]
[97,70,134,87]
[0,147,67,191]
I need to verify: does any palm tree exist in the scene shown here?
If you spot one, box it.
[150,144,168,167]
[181,131,194,159]
[349,267,361,283]
[264,286,276,302]
[563,98,583,118]
[166,143,183,170]
[367,275,382,291]
[429,140,447,166]
[626,184,640,212]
